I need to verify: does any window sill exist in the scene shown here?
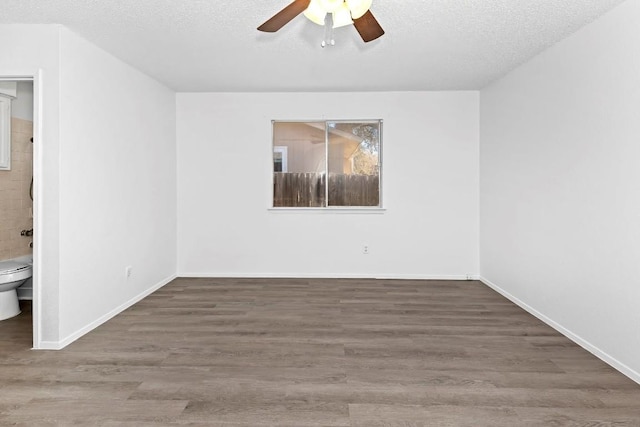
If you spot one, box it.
[268,207,386,214]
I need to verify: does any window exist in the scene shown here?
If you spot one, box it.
[273,146,288,172]
[272,120,382,208]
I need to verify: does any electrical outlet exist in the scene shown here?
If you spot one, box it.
[125,266,133,279]
[466,274,473,281]
[363,245,369,255]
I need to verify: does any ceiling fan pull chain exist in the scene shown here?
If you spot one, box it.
[321,13,336,48]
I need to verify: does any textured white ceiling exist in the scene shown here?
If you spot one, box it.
[0,0,626,91]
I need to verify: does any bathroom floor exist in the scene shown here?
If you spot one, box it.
[0,300,31,350]
[1,279,640,425]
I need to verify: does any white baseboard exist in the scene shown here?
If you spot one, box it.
[34,274,177,351]
[37,340,65,350]
[178,272,480,281]
[480,276,640,385]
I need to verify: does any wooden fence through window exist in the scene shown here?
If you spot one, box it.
[273,173,379,207]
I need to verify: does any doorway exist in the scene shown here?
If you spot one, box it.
[0,74,42,348]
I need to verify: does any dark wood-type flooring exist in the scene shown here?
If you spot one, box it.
[1,278,639,426]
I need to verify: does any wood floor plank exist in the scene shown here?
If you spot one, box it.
[348,403,521,427]
[2,398,188,423]
[0,278,639,425]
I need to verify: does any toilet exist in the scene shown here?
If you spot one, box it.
[0,261,32,321]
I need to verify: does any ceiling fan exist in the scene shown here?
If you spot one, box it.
[258,0,385,43]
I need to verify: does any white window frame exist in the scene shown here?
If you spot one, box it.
[270,119,384,212]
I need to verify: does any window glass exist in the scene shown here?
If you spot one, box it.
[273,122,326,207]
[327,122,380,207]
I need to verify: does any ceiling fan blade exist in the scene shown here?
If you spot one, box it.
[258,0,311,33]
[353,10,385,42]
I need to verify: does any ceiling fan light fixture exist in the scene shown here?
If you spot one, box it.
[332,3,354,28]
[318,0,344,13]
[258,0,383,44]
[303,0,327,25]
[346,0,373,19]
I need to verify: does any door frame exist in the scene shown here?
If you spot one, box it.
[0,71,43,349]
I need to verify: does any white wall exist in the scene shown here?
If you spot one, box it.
[177,92,479,278]
[0,24,62,343]
[480,0,640,382]
[57,28,177,344]
[0,24,177,347]
[13,81,34,121]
